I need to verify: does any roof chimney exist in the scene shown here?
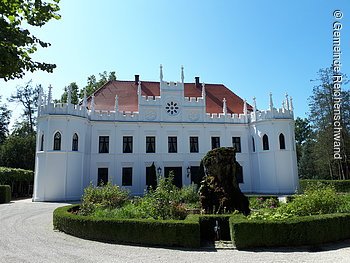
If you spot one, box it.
[195,76,200,88]
[134,75,140,85]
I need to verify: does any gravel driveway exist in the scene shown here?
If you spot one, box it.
[1,199,350,263]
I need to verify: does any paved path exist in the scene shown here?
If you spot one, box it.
[1,199,350,263]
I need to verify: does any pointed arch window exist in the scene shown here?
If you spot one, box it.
[40,134,44,151]
[53,132,61,151]
[72,133,78,151]
[262,134,269,151]
[279,133,286,150]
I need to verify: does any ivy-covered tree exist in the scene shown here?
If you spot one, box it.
[0,0,61,80]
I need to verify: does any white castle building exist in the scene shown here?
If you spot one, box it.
[33,65,299,201]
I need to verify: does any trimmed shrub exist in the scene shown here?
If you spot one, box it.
[54,205,200,248]
[0,167,34,197]
[0,185,11,203]
[300,179,350,193]
[230,213,350,249]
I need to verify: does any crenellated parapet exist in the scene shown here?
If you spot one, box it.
[39,103,88,118]
[37,80,294,125]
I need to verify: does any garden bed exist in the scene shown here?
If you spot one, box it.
[53,205,350,250]
[53,204,200,248]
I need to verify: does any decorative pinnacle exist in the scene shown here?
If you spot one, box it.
[115,95,119,112]
[243,99,247,115]
[37,85,43,107]
[223,98,227,114]
[285,93,290,110]
[201,82,206,98]
[91,95,95,111]
[253,96,257,111]
[47,84,52,104]
[67,85,72,104]
[290,96,294,111]
[269,92,274,111]
[137,81,141,96]
[82,89,87,107]
[181,65,184,83]
[160,64,163,82]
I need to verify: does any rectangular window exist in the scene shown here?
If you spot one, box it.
[168,137,177,153]
[123,136,133,153]
[232,137,241,152]
[189,136,199,153]
[146,136,156,153]
[211,137,220,149]
[99,136,109,153]
[97,168,108,186]
[122,167,132,186]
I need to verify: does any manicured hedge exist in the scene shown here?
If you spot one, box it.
[0,185,11,203]
[300,179,350,193]
[0,167,34,197]
[53,205,200,248]
[230,213,350,249]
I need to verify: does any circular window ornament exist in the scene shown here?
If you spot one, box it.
[165,101,180,115]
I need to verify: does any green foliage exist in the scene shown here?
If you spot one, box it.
[0,167,33,197]
[300,179,350,193]
[0,125,36,170]
[179,183,199,204]
[79,182,129,216]
[82,71,117,98]
[0,167,34,185]
[0,0,61,80]
[249,196,279,210]
[0,185,11,203]
[230,213,350,249]
[54,204,200,248]
[305,67,350,179]
[133,173,187,220]
[82,174,198,220]
[279,183,343,216]
[8,81,40,132]
[0,96,11,144]
[248,184,346,221]
[55,82,80,104]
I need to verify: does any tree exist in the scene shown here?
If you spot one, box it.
[308,67,350,179]
[294,117,313,163]
[0,96,11,144]
[9,81,40,133]
[82,71,117,98]
[55,82,80,104]
[0,121,36,170]
[0,0,61,80]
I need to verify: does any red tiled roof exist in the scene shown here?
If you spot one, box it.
[87,80,252,114]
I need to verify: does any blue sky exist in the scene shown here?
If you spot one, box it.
[1,0,349,126]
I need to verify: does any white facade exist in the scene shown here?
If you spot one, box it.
[33,70,299,201]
